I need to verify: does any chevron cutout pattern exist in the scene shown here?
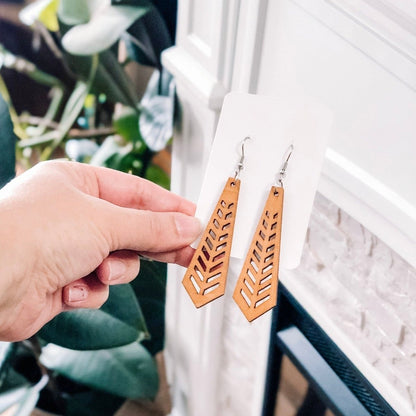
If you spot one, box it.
[233,186,284,322]
[183,177,240,308]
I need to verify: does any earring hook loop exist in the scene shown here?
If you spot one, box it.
[234,136,251,180]
[276,144,294,187]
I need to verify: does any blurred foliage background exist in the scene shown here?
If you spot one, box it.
[0,0,178,414]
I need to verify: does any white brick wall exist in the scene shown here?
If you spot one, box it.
[216,193,416,414]
[292,193,416,411]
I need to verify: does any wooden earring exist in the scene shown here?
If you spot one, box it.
[233,145,293,322]
[182,137,250,308]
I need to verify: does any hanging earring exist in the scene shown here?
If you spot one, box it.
[233,144,294,322]
[182,137,250,308]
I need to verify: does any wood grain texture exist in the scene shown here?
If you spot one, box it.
[182,177,240,308]
[233,186,284,322]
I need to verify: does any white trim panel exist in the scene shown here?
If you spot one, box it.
[292,0,416,90]
[320,149,416,268]
[162,46,227,110]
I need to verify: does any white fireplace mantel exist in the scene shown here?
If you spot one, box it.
[162,1,416,415]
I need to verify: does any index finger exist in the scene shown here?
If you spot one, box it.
[62,162,195,215]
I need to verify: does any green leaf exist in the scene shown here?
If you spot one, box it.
[0,342,15,388]
[145,164,170,190]
[113,106,142,144]
[57,0,92,27]
[124,5,172,69]
[65,390,124,416]
[96,50,139,108]
[62,3,151,55]
[0,342,12,372]
[130,260,167,355]
[89,134,150,176]
[40,342,158,399]
[0,369,28,393]
[65,138,99,162]
[89,135,132,167]
[0,93,16,188]
[60,49,139,107]
[38,284,148,350]
[58,2,140,108]
[139,69,175,151]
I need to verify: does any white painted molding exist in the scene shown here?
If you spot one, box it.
[292,0,416,90]
[163,1,244,109]
[320,148,416,268]
[176,1,229,75]
[327,0,416,61]
[231,0,269,92]
[162,46,227,110]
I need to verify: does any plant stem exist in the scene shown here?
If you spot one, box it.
[67,126,115,139]
[40,54,99,160]
[26,337,66,414]
[34,20,77,81]
[19,115,115,141]
[19,115,60,131]
[0,74,27,139]
[0,43,64,88]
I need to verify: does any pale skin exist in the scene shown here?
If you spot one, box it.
[0,161,201,341]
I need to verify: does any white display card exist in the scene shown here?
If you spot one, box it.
[194,92,332,269]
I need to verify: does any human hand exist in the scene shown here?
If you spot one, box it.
[0,161,201,341]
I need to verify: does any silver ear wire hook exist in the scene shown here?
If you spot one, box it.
[276,144,294,187]
[234,136,251,180]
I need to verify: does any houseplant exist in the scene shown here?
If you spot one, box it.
[0,0,177,414]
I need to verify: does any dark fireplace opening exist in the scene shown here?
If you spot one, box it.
[262,284,399,416]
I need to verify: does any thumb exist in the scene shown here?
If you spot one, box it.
[102,206,202,253]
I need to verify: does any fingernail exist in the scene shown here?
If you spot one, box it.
[175,215,202,240]
[108,260,126,281]
[68,286,88,302]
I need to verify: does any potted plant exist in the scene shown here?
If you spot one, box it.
[0,0,177,414]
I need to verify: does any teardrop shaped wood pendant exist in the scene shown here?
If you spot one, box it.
[233,186,284,322]
[182,177,240,308]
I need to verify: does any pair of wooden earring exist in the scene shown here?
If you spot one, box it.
[182,139,293,322]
